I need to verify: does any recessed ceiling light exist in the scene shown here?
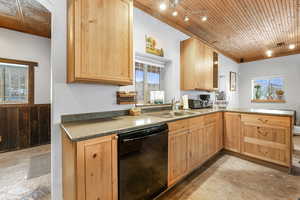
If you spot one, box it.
[159,3,167,11]
[172,11,178,16]
[201,16,208,21]
[289,44,296,50]
[266,50,273,57]
[184,16,189,22]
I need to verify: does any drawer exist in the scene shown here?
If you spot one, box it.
[242,142,289,167]
[241,114,290,128]
[168,119,189,132]
[204,113,218,125]
[242,124,288,145]
[189,116,204,128]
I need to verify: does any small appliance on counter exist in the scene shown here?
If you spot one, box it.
[188,94,213,109]
[188,99,202,109]
[199,94,213,108]
[214,91,229,108]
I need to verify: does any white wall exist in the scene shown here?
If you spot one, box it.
[0,28,51,104]
[219,54,240,108]
[239,54,300,124]
[133,8,189,102]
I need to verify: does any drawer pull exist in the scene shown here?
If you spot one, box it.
[93,153,97,158]
[257,127,268,136]
[258,146,269,155]
[258,118,269,124]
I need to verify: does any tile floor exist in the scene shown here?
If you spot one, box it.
[0,145,51,200]
[158,137,300,200]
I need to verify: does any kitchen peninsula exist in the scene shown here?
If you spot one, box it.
[61,108,294,200]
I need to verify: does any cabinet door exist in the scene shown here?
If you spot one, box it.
[77,135,117,200]
[224,112,241,152]
[69,0,133,85]
[168,130,189,186]
[216,112,224,151]
[203,46,214,90]
[188,127,205,171]
[205,122,217,157]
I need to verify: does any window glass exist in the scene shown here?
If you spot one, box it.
[135,62,162,104]
[0,63,29,104]
[135,63,144,104]
[252,77,284,100]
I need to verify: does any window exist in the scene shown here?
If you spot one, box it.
[0,58,36,104]
[135,62,163,104]
[252,76,284,102]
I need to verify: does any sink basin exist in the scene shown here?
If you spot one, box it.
[148,111,196,118]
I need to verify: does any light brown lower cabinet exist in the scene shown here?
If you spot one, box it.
[168,113,222,186]
[188,116,206,171]
[62,132,118,200]
[224,112,241,152]
[168,119,190,186]
[240,114,292,167]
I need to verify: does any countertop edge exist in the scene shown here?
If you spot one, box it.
[61,109,295,142]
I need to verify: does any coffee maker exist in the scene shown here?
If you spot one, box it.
[199,94,212,108]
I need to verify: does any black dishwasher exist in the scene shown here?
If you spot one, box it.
[118,124,168,200]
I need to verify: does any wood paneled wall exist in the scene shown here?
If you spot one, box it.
[0,104,50,153]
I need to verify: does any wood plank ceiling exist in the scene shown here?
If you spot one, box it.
[0,0,51,38]
[134,0,300,62]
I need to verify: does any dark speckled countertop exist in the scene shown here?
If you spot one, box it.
[61,108,294,142]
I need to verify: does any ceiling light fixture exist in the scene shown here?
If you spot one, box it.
[201,16,208,21]
[184,16,189,22]
[159,3,167,11]
[266,50,273,57]
[289,44,296,50]
[172,11,178,16]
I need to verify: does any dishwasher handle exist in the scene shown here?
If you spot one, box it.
[121,129,168,143]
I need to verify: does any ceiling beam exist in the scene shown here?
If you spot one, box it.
[0,16,50,38]
[16,0,25,24]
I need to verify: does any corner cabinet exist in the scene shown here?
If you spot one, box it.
[67,0,133,85]
[180,38,218,91]
[62,133,118,200]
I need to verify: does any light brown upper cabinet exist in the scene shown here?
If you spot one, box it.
[67,0,133,85]
[180,38,218,91]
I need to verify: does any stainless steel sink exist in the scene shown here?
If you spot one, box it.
[148,111,196,118]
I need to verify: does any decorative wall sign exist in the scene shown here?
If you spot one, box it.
[145,35,164,57]
[230,71,237,91]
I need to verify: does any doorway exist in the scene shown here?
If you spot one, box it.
[0,0,52,199]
